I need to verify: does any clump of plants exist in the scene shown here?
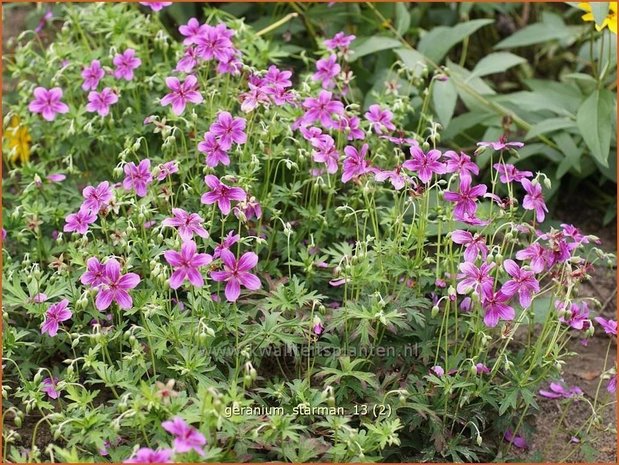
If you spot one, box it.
[2,3,616,463]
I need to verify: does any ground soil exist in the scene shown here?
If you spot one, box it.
[524,189,618,463]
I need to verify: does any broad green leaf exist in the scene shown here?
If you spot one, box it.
[524,79,583,114]
[576,89,614,167]
[446,60,496,113]
[525,117,576,140]
[418,19,493,63]
[395,3,411,35]
[442,111,495,139]
[468,52,525,79]
[432,78,458,128]
[349,36,402,61]
[553,132,582,178]
[495,23,571,49]
[590,2,610,27]
[394,48,427,77]
[492,91,574,116]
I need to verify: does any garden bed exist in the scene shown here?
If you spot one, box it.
[2,3,617,463]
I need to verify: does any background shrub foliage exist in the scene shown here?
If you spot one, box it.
[2,2,617,463]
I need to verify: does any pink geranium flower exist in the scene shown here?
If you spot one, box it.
[179,18,207,45]
[539,381,582,399]
[161,75,203,116]
[501,259,540,308]
[28,87,69,121]
[515,242,548,273]
[81,60,105,91]
[403,147,446,184]
[42,377,60,399]
[477,136,524,151]
[139,2,172,12]
[443,175,487,220]
[444,150,479,177]
[200,175,246,215]
[209,111,247,150]
[608,375,617,393]
[301,90,344,128]
[234,197,262,221]
[482,290,515,327]
[312,135,340,174]
[493,163,533,183]
[32,293,48,303]
[123,159,153,197]
[313,54,340,89]
[95,258,141,311]
[211,249,261,302]
[176,45,199,73]
[113,49,141,81]
[86,88,119,116]
[124,448,174,463]
[194,24,236,62]
[46,173,66,183]
[64,209,97,235]
[456,262,495,299]
[164,240,213,289]
[521,179,548,223]
[263,65,293,92]
[337,114,365,140]
[80,257,107,288]
[475,363,490,374]
[341,143,369,182]
[82,181,113,213]
[364,104,396,134]
[213,230,240,259]
[558,301,591,331]
[41,299,72,337]
[594,317,617,336]
[324,32,356,50]
[162,208,208,241]
[198,132,230,167]
[162,417,206,456]
[451,230,488,262]
[156,161,179,181]
[504,429,527,449]
[372,167,409,190]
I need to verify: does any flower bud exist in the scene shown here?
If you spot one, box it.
[431,305,440,317]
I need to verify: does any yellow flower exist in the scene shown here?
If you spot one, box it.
[579,2,617,34]
[5,116,32,164]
